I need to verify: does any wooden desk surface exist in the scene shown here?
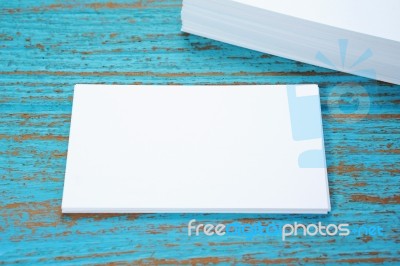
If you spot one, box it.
[1,0,399,264]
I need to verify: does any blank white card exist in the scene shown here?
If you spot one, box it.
[62,85,330,213]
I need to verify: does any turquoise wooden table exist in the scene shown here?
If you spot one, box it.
[1,0,399,264]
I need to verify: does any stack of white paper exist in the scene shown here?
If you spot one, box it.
[62,85,330,213]
[181,0,400,85]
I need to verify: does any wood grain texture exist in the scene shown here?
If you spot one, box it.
[0,0,399,264]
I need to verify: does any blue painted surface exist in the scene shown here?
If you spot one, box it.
[0,0,399,264]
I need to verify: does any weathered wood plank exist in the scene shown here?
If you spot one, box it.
[1,0,399,264]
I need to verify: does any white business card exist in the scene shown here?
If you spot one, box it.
[62,84,330,213]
